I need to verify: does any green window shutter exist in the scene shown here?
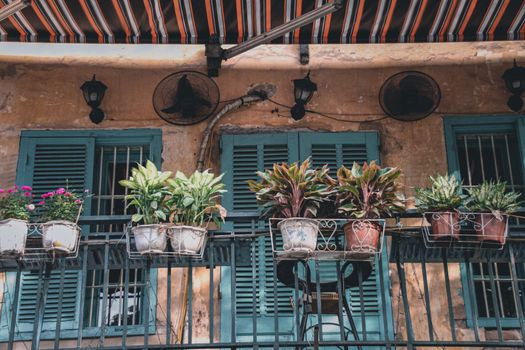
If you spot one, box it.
[220,133,299,341]
[221,131,393,344]
[13,136,95,334]
[300,131,391,342]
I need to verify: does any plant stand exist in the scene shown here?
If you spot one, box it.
[270,218,386,261]
[125,223,207,259]
[422,212,508,250]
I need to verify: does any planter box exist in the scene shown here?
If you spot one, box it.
[0,219,28,256]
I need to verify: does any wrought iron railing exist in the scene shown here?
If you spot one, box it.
[0,212,524,349]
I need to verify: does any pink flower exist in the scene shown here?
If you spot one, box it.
[21,185,32,191]
[64,192,72,197]
[56,188,66,195]
[23,192,31,197]
[74,199,82,204]
[38,201,45,205]
[13,185,18,189]
[41,192,54,199]
[26,204,35,211]
[0,189,4,194]
[7,189,13,194]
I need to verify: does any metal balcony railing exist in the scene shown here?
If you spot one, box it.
[0,212,524,349]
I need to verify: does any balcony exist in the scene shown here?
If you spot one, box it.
[0,213,524,349]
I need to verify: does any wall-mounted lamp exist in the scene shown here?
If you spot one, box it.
[502,60,525,112]
[290,71,317,120]
[80,75,107,124]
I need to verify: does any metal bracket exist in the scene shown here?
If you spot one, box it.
[300,44,310,65]
[0,0,30,22]
[205,0,343,76]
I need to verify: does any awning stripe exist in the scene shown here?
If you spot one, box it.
[1,0,524,44]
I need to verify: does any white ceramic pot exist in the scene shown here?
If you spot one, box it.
[131,224,167,255]
[41,220,79,253]
[168,225,207,255]
[278,218,319,252]
[0,219,28,256]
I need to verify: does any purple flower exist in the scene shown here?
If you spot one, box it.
[56,188,66,195]
[21,185,32,191]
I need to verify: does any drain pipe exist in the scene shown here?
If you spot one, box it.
[197,84,276,171]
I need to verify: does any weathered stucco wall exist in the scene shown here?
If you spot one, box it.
[1,41,524,349]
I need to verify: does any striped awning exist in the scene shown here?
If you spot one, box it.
[1,0,524,45]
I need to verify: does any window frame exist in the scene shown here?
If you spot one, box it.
[444,115,525,329]
[0,129,162,341]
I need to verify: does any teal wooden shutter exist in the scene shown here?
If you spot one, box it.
[220,133,299,342]
[14,136,95,333]
[300,131,392,342]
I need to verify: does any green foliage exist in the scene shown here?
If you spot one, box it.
[0,186,34,221]
[247,158,334,219]
[335,161,405,219]
[119,160,172,225]
[38,187,87,222]
[166,170,227,227]
[415,174,465,212]
[465,180,522,215]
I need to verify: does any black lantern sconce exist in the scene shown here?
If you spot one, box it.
[80,75,107,124]
[502,60,525,112]
[290,71,317,120]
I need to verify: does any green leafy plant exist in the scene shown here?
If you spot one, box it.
[38,187,88,222]
[0,185,35,221]
[415,174,465,212]
[247,158,334,219]
[119,160,172,225]
[335,161,405,219]
[166,170,227,227]
[465,180,522,216]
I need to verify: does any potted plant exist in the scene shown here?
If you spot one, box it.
[0,186,34,255]
[165,170,226,255]
[335,161,405,254]
[465,180,521,244]
[248,159,333,253]
[119,160,172,255]
[415,174,465,240]
[38,188,86,253]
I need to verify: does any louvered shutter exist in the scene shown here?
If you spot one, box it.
[301,131,392,343]
[14,137,95,333]
[220,133,299,341]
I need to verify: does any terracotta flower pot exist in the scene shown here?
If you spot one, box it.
[343,220,381,254]
[475,213,507,245]
[426,212,460,240]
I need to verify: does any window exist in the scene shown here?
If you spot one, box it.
[444,116,525,328]
[219,132,393,343]
[0,129,162,340]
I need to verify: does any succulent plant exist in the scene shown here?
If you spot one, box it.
[465,180,522,216]
[247,158,334,219]
[166,170,227,227]
[335,161,405,219]
[119,160,172,224]
[415,174,465,212]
